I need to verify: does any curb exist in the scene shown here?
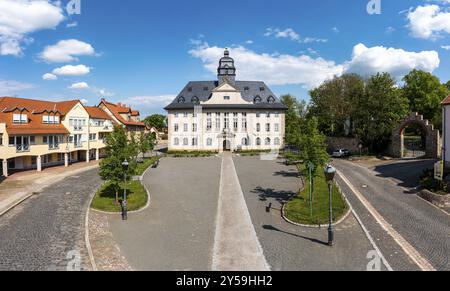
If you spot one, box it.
[89,159,157,215]
[280,173,352,229]
[85,183,102,271]
[0,165,100,218]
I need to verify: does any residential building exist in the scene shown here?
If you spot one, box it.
[165,49,287,152]
[0,97,114,177]
[98,99,147,136]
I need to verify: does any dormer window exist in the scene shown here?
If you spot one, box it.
[188,87,193,92]
[178,96,186,104]
[260,87,265,92]
[254,96,262,104]
[13,114,28,124]
[191,96,200,104]
[268,96,275,104]
[43,114,60,124]
[224,96,231,101]
[244,87,250,91]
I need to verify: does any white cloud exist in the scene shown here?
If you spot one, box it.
[40,39,95,63]
[66,22,78,28]
[189,43,343,89]
[123,95,176,106]
[122,95,176,114]
[0,80,34,95]
[265,28,327,44]
[386,26,396,34]
[42,73,57,81]
[344,43,440,79]
[0,0,65,56]
[94,88,114,97]
[332,27,340,33]
[69,82,90,90]
[441,45,450,50]
[52,65,91,76]
[190,42,440,89]
[407,5,450,39]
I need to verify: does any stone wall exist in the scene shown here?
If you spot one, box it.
[326,137,363,154]
[391,112,441,159]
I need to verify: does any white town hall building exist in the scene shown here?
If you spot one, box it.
[165,49,287,152]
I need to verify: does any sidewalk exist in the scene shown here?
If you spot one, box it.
[0,161,100,216]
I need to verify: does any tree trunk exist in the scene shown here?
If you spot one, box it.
[115,189,119,205]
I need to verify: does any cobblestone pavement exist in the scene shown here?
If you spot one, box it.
[333,159,450,271]
[233,156,385,271]
[106,157,221,271]
[88,210,132,271]
[0,168,101,271]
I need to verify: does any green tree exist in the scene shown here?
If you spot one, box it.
[144,114,167,131]
[281,95,306,146]
[297,117,329,173]
[138,133,156,158]
[402,69,449,129]
[445,80,450,91]
[308,74,365,137]
[354,73,409,153]
[99,126,138,204]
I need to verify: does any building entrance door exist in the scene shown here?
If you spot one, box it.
[223,140,231,151]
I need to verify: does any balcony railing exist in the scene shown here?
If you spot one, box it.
[74,142,84,148]
[16,145,30,153]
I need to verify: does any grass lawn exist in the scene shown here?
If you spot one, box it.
[285,164,348,225]
[91,180,148,212]
[135,156,161,176]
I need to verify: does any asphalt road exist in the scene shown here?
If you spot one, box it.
[233,156,383,271]
[0,168,101,271]
[333,159,450,271]
[107,157,222,271]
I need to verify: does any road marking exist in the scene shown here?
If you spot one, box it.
[337,170,436,271]
[212,155,270,271]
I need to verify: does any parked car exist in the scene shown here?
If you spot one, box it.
[332,149,350,158]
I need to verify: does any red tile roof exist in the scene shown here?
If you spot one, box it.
[99,99,146,127]
[0,97,78,135]
[442,94,450,105]
[84,106,113,120]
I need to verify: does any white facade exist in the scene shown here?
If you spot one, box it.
[167,83,285,152]
[443,104,450,168]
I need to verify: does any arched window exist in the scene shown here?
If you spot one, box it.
[274,138,280,146]
[268,96,275,104]
[254,96,262,104]
[192,138,198,146]
[256,123,261,132]
[178,96,185,104]
[183,138,188,146]
[265,138,271,146]
[256,138,261,146]
[207,138,213,146]
[174,138,180,146]
[242,138,249,146]
[191,96,200,104]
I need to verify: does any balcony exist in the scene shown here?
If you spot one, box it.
[16,145,30,153]
[74,142,84,149]
[73,126,84,132]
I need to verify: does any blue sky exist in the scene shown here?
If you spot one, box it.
[0,0,449,116]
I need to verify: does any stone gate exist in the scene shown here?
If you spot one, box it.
[391,112,441,159]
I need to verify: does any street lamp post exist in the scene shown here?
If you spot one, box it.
[324,165,336,246]
[122,159,129,221]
